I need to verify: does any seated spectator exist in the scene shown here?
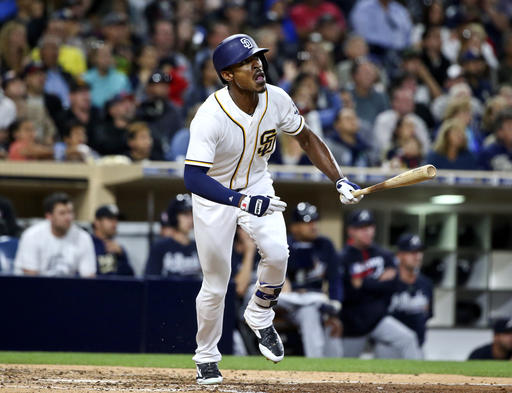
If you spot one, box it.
[468,317,512,360]
[382,115,424,169]
[91,204,133,276]
[54,122,97,162]
[0,20,30,75]
[375,234,433,359]
[0,80,17,137]
[0,195,21,274]
[325,107,371,167]
[137,70,183,160]
[14,192,96,277]
[431,81,483,125]
[289,0,346,40]
[373,86,430,162]
[459,49,494,104]
[479,108,512,171]
[426,119,478,170]
[400,49,442,105]
[2,71,27,123]
[269,133,311,166]
[443,95,482,154]
[125,121,155,162]
[481,95,508,141]
[340,209,421,359]
[82,42,131,109]
[348,58,390,131]
[22,61,60,144]
[278,202,343,358]
[7,119,53,161]
[89,92,135,156]
[145,194,201,278]
[130,45,159,100]
[420,26,451,88]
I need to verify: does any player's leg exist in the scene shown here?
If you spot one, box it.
[323,324,344,358]
[192,195,237,378]
[370,316,422,359]
[342,336,367,358]
[374,341,400,358]
[294,304,326,358]
[238,210,288,362]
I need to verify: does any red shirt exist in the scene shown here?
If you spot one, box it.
[290,2,345,34]
[8,141,29,161]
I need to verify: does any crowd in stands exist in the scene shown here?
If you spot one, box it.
[0,0,511,170]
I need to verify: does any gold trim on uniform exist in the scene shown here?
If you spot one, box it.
[214,91,246,189]
[283,115,304,136]
[185,159,213,167]
[245,89,268,188]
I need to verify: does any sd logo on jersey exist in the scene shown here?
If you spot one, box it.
[258,129,277,156]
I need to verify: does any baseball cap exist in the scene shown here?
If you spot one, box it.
[397,233,424,252]
[22,62,45,78]
[347,209,375,227]
[102,12,128,26]
[69,77,90,93]
[148,70,172,84]
[493,318,512,334]
[160,194,193,227]
[106,91,134,109]
[95,204,120,219]
[292,202,319,223]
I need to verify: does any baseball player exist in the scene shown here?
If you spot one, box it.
[375,233,433,358]
[184,34,362,385]
[340,210,422,359]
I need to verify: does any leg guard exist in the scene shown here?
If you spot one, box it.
[253,281,284,309]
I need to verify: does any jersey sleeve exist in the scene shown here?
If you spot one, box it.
[185,112,220,168]
[274,87,305,136]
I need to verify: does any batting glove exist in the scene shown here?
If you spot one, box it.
[239,195,287,217]
[336,177,363,204]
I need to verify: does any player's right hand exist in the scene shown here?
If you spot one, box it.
[239,195,287,217]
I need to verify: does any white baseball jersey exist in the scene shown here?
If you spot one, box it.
[185,84,305,190]
[14,220,97,277]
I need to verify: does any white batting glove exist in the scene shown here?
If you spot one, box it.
[336,177,363,204]
[265,195,287,216]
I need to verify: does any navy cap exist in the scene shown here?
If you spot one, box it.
[292,202,319,223]
[347,209,375,227]
[95,204,120,219]
[494,318,512,334]
[160,194,192,227]
[397,233,424,252]
[106,91,134,108]
[148,70,172,84]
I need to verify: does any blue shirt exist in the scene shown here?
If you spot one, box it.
[145,237,201,278]
[350,0,413,50]
[478,142,512,171]
[91,235,133,276]
[82,67,132,108]
[287,235,343,303]
[425,150,478,170]
[388,274,433,345]
[45,69,70,109]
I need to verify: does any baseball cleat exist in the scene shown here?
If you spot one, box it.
[252,325,284,363]
[196,362,223,385]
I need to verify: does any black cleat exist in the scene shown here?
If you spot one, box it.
[196,362,223,385]
[252,325,284,363]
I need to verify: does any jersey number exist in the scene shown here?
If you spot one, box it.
[257,129,277,157]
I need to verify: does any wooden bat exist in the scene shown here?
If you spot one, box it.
[346,165,437,199]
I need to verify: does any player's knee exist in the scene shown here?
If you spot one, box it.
[395,328,417,348]
[262,243,288,267]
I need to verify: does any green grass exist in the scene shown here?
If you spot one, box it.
[0,352,511,378]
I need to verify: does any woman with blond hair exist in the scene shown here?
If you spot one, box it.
[443,95,482,154]
[426,118,478,170]
[0,21,30,74]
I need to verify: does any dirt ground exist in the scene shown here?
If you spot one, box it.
[1,364,511,393]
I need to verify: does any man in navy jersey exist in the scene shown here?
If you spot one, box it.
[468,318,512,360]
[340,210,421,359]
[278,202,343,357]
[145,194,201,278]
[91,204,133,276]
[375,233,433,358]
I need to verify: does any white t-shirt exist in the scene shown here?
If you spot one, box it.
[185,84,305,191]
[14,221,96,277]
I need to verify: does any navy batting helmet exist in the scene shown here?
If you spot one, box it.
[292,202,319,223]
[160,194,192,228]
[212,34,269,84]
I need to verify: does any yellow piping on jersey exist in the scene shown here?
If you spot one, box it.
[214,91,246,189]
[245,89,268,188]
[185,159,213,166]
[284,116,304,136]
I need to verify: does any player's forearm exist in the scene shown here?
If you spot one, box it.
[184,164,244,207]
[295,127,343,183]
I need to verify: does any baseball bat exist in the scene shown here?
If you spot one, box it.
[347,164,437,199]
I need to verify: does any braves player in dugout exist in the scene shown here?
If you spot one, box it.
[184,34,362,385]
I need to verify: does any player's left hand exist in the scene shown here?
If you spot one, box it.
[239,195,287,217]
[336,177,363,204]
